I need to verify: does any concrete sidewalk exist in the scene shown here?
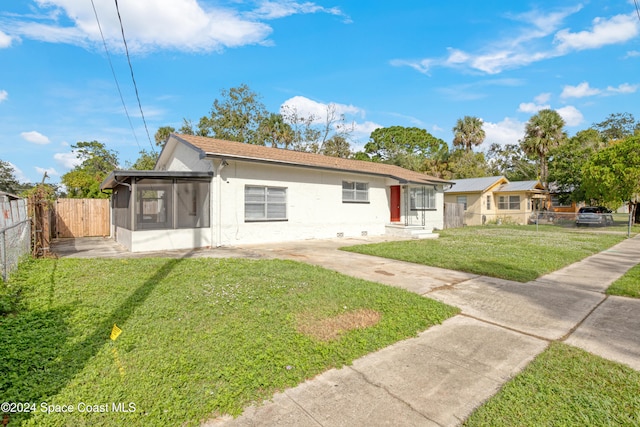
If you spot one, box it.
[206,235,640,427]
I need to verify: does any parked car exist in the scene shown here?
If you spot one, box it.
[576,206,614,227]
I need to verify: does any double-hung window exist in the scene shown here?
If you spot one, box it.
[497,195,520,210]
[456,196,468,211]
[342,181,369,202]
[410,187,436,210]
[245,186,287,221]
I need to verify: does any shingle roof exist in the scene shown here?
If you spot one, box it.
[172,134,452,185]
[444,176,506,193]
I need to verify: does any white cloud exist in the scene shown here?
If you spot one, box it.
[534,93,551,104]
[392,7,640,75]
[518,102,550,114]
[7,162,29,183]
[561,81,638,98]
[54,152,82,169]
[625,50,640,58]
[35,166,59,177]
[556,105,584,127]
[280,96,364,124]
[0,30,11,48]
[250,1,351,22]
[1,0,347,53]
[482,117,526,147]
[606,83,638,94]
[560,82,601,98]
[20,131,51,144]
[555,14,640,52]
[0,89,7,103]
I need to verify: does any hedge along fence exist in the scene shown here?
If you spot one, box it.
[1,198,30,281]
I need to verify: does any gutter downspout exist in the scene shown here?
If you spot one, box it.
[214,159,228,247]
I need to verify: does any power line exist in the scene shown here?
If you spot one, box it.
[635,0,640,22]
[90,0,142,153]
[113,0,156,154]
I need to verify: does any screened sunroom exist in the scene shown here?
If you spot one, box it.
[101,170,213,252]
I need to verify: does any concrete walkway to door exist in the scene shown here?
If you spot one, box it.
[205,235,640,427]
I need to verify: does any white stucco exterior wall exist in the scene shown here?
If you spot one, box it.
[215,160,391,245]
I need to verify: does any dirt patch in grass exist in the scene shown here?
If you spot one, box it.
[296,309,381,341]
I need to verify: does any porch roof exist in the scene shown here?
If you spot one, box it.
[100,170,214,190]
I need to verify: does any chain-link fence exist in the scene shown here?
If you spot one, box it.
[1,199,30,281]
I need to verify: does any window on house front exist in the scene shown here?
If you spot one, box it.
[245,186,287,221]
[456,196,467,211]
[410,187,436,210]
[486,195,491,210]
[498,195,520,210]
[342,181,369,202]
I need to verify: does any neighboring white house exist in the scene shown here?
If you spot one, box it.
[100,134,453,252]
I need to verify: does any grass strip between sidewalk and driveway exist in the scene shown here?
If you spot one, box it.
[0,257,457,426]
[607,263,640,298]
[464,342,640,426]
[342,225,629,282]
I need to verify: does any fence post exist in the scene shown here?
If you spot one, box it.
[1,229,6,281]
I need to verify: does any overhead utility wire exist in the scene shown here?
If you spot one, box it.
[635,0,640,22]
[113,0,156,153]
[90,0,142,152]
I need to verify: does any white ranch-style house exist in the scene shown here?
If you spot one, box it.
[100,134,453,252]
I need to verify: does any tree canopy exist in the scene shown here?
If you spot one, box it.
[582,136,640,207]
[0,160,20,194]
[61,141,118,198]
[452,116,485,152]
[364,126,448,171]
[520,109,567,188]
[197,84,268,144]
[592,112,640,141]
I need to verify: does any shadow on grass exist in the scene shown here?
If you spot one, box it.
[0,255,188,425]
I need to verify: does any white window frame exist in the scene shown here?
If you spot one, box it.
[410,186,436,210]
[498,195,520,210]
[342,181,369,203]
[244,185,287,221]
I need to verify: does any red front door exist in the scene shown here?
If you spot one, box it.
[390,186,401,222]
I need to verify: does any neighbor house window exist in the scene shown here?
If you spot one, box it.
[410,187,436,210]
[486,195,491,210]
[498,195,520,210]
[456,196,467,211]
[551,195,571,207]
[342,181,369,202]
[245,186,287,221]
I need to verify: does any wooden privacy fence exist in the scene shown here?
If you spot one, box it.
[444,202,465,229]
[55,198,110,238]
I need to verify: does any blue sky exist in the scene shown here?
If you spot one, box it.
[1,0,639,183]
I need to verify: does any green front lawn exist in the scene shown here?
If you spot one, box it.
[342,226,628,282]
[607,263,640,298]
[464,342,640,426]
[0,257,457,426]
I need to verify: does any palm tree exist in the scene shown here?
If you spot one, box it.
[257,113,294,148]
[520,109,567,189]
[452,116,485,152]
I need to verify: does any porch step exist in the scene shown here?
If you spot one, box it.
[385,225,439,239]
